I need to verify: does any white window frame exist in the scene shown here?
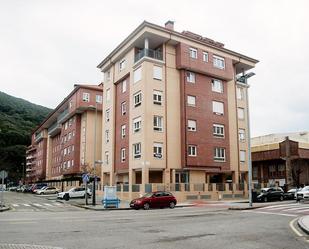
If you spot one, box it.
[134,67,142,83]
[187,120,197,132]
[239,129,246,142]
[187,95,196,107]
[122,80,127,93]
[153,65,162,80]
[188,145,197,157]
[105,71,111,81]
[121,101,126,115]
[189,47,198,59]
[214,147,226,162]
[119,59,126,71]
[133,117,142,133]
[203,51,208,62]
[133,91,142,107]
[238,108,245,120]
[240,150,246,162]
[212,101,224,115]
[121,148,126,162]
[153,90,163,105]
[153,116,163,132]
[121,125,126,138]
[133,143,141,159]
[186,71,196,83]
[96,95,103,103]
[153,142,163,159]
[213,55,225,69]
[212,79,223,93]
[213,124,225,137]
[82,92,90,102]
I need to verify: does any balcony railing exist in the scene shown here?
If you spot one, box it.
[57,108,69,123]
[134,48,163,63]
[34,131,43,142]
[48,121,61,136]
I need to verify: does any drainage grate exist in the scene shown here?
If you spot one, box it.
[0,244,64,249]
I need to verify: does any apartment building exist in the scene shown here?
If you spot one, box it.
[26,84,103,183]
[252,132,309,188]
[97,20,258,190]
[25,145,37,183]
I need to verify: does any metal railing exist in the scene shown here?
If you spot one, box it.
[134,48,163,63]
[48,122,61,135]
[57,108,69,123]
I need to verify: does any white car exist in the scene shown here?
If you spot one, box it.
[296,186,309,201]
[57,187,92,199]
[33,186,48,194]
[36,186,59,195]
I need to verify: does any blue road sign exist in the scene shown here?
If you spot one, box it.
[82,173,89,183]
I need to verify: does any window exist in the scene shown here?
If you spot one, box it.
[153,66,162,80]
[122,80,127,93]
[213,124,224,137]
[96,95,102,103]
[212,79,223,93]
[214,147,226,161]
[68,119,72,127]
[106,88,111,102]
[105,71,111,81]
[153,143,163,159]
[121,102,126,115]
[203,51,208,62]
[153,116,163,132]
[105,151,109,165]
[121,125,126,138]
[187,95,196,107]
[269,165,276,177]
[64,122,68,130]
[105,130,109,143]
[240,150,246,162]
[133,143,141,159]
[212,101,224,115]
[133,91,142,107]
[64,148,67,156]
[105,109,110,122]
[213,55,225,69]
[119,59,126,71]
[121,148,126,162]
[134,67,142,83]
[133,117,141,133]
[187,120,196,131]
[82,93,90,102]
[238,108,245,120]
[239,129,246,141]
[153,90,163,105]
[186,71,195,83]
[69,101,73,109]
[253,166,258,179]
[188,145,197,156]
[237,87,244,100]
[189,47,198,59]
[67,160,71,168]
[68,132,72,140]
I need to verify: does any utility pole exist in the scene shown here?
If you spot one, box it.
[92,102,98,206]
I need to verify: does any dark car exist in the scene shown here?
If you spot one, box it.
[284,188,302,200]
[130,191,177,210]
[256,187,284,202]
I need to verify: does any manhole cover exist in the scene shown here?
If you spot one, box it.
[0,244,64,249]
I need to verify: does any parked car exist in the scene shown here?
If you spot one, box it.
[8,186,18,191]
[16,185,24,192]
[256,187,284,202]
[284,188,302,200]
[36,186,59,195]
[33,186,47,194]
[31,183,48,193]
[57,187,91,199]
[130,191,177,210]
[296,186,309,201]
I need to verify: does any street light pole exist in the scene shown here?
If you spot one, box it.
[92,101,98,206]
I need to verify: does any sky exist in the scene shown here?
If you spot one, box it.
[0,0,308,137]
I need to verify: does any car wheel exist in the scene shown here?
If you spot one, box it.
[143,203,150,210]
[279,195,284,201]
[40,192,44,195]
[169,202,176,209]
[264,197,268,202]
[55,191,59,194]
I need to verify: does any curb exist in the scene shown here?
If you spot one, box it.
[298,217,309,235]
[0,206,10,212]
[228,206,262,210]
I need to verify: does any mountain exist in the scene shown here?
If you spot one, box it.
[0,91,52,183]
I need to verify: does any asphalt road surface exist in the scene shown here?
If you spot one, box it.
[1,192,309,249]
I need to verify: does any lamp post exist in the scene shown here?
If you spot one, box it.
[237,72,255,207]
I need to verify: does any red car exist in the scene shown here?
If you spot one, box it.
[130,191,177,210]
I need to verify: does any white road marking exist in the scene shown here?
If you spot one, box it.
[12,204,19,207]
[44,203,52,206]
[296,208,309,213]
[245,210,297,217]
[289,218,303,237]
[260,204,300,210]
[54,203,62,206]
[23,204,31,207]
[284,207,309,211]
[33,203,43,207]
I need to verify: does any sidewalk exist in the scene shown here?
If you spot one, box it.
[298,216,309,234]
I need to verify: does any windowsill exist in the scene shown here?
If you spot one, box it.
[153,78,162,81]
[214,135,225,138]
[214,159,226,162]
[188,130,196,132]
[188,155,197,157]
[187,104,196,107]
[153,102,162,106]
[154,129,163,132]
[213,112,224,116]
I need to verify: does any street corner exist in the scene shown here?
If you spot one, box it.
[297,215,309,235]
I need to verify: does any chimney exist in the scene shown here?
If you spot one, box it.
[165,20,174,31]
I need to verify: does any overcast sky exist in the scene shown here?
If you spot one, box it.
[0,0,308,137]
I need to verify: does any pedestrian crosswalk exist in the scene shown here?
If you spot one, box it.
[245,203,309,217]
[10,202,65,211]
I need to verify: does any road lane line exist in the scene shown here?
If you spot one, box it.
[260,204,300,209]
[23,204,31,207]
[285,207,309,211]
[244,210,297,217]
[44,203,52,206]
[33,203,43,207]
[12,204,19,207]
[289,218,303,237]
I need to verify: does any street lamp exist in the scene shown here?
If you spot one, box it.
[237,71,255,207]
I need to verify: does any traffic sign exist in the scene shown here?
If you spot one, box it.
[82,173,89,183]
[0,170,8,179]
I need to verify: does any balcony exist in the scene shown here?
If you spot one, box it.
[134,48,163,63]
[34,131,43,143]
[48,122,62,136]
[57,108,69,123]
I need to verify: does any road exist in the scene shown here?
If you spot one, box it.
[1,192,309,249]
